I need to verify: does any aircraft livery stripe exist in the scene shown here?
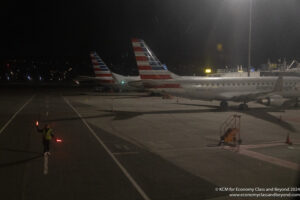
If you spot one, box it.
[136,56,148,61]
[132,42,143,47]
[94,71,112,75]
[138,67,166,71]
[132,38,142,42]
[134,52,148,56]
[93,67,110,71]
[93,68,109,72]
[133,47,147,52]
[93,65,108,68]
[95,74,113,77]
[138,66,152,70]
[92,62,107,66]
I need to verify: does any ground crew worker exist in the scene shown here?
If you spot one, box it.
[36,123,54,155]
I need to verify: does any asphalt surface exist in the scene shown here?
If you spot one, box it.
[0,89,222,200]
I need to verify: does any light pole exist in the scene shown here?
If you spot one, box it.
[247,0,253,77]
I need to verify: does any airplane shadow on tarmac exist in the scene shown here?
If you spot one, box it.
[99,103,298,132]
[43,113,115,123]
[0,148,43,168]
[44,100,297,132]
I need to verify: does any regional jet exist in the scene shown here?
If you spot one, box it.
[131,38,300,109]
[76,52,141,91]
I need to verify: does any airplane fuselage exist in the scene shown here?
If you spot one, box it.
[145,76,300,102]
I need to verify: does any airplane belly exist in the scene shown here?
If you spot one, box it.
[184,86,220,100]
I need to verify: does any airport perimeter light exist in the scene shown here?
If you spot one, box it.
[247,0,253,77]
[205,68,212,74]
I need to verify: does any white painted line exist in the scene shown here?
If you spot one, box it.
[63,97,151,200]
[0,95,35,135]
[242,142,300,149]
[43,154,49,175]
[113,152,139,156]
[123,145,130,151]
[46,111,49,116]
[239,149,300,171]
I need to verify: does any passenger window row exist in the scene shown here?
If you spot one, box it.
[198,82,278,87]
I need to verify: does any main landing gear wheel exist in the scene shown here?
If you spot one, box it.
[238,103,248,110]
[295,98,299,107]
[220,101,228,110]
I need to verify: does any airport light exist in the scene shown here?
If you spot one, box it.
[56,138,63,143]
[205,68,212,74]
[228,0,253,77]
[247,0,253,77]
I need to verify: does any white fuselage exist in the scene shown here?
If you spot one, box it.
[145,76,300,102]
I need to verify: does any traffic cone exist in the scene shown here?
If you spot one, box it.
[286,133,293,145]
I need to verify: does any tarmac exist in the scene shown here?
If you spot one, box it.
[0,88,299,200]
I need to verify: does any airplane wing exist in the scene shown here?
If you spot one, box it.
[76,76,100,81]
[127,80,144,88]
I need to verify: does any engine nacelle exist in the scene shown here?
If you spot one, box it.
[259,95,286,106]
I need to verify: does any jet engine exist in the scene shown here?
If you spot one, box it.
[259,95,286,106]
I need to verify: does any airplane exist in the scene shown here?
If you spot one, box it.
[131,38,300,109]
[75,52,141,91]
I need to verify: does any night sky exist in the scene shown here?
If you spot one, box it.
[1,0,300,75]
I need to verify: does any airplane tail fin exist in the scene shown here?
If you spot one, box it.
[90,52,115,84]
[131,38,174,80]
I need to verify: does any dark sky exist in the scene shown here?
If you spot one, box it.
[1,0,300,73]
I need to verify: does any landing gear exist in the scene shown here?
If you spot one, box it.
[295,98,299,107]
[238,103,248,110]
[220,101,228,110]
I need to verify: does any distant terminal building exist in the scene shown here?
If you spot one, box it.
[209,65,260,77]
[210,60,300,77]
[261,60,300,77]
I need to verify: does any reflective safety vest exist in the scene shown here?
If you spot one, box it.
[44,128,53,140]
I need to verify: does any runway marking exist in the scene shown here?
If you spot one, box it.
[113,152,139,155]
[64,97,151,200]
[241,142,300,149]
[239,149,300,171]
[123,145,130,151]
[0,94,35,135]
[43,153,49,175]
[221,142,300,171]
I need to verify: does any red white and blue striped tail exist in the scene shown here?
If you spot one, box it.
[132,38,172,80]
[90,52,115,84]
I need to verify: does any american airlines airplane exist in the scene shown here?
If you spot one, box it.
[131,38,300,109]
[76,52,141,90]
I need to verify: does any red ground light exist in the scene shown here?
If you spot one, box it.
[56,138,62,143]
